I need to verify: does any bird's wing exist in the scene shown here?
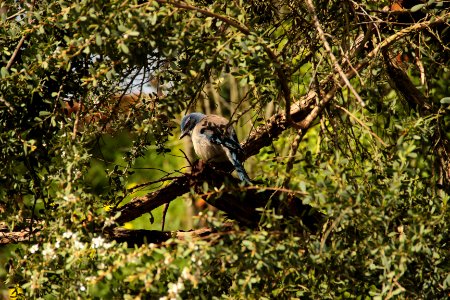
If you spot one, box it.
[199,117,243,154]
[198,115,251,184]
[228,149,252,184]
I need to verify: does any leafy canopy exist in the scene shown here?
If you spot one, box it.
[1,0,450,298]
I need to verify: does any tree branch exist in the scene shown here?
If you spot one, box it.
[305,0,366,108]
[0,225,221,247]
[0,229,31,245]
[5,0,36,70]
[6,35,27,70]
[115,175,190,225]
[105,227,217,247]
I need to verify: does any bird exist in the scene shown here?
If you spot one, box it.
[180,112,252,184]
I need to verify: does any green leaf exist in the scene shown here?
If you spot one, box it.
[119,43,129,54]
[1,67,9,77]
[95,34,102,46]
[150,13,157,25]
[39,111,51,116]
[128,31,140,37]
[440,97,450,104]
[410,4,425,12]
[118,25,128,32]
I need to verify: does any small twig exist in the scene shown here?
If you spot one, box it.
[306,0,366,108]
[6,9,26,21]
[0,97,15,113]
[414,44,426,87]
[320,208,349,253]
[179,149,193,168]
[100,69,142,132]
[148,0,249,34]
[6,35,27,70]
[335,104,388,147]
[386,275,406,300]
[6,1,36,70]
[72,97,82,140]
[282,129,304,188]
[128,176,183,192]
[161,202,170,231]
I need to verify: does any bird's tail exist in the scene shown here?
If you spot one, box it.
[230,151,252,184]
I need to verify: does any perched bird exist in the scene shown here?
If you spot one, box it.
[180,112,251,184]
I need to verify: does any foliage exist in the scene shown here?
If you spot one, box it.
[1,0,450,298]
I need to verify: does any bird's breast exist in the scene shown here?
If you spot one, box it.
[191,131,228,162]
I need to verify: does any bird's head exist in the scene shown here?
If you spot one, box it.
[180,112,206,139]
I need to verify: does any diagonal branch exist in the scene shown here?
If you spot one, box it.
[115,176,190,225]
[305,0,366,108]
[6,0,36,70]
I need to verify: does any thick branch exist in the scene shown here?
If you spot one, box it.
[115,176,190,225]
[0,230,31,245]
[383,51,432,114]
[0,226,219,247]
[105,227,216,247]
[0,220,40,244]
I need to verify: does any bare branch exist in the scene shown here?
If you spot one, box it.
[6,35,27,70]
[105,227,217,247]
[5,1,36,70]
[305,0,366,108]
[0,229,31,245]
[114,176,190,225]
[0,225,223,247]
[282,129,305,188]
[335,104,388,147]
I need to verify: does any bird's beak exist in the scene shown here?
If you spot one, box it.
[179,131,188,140]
